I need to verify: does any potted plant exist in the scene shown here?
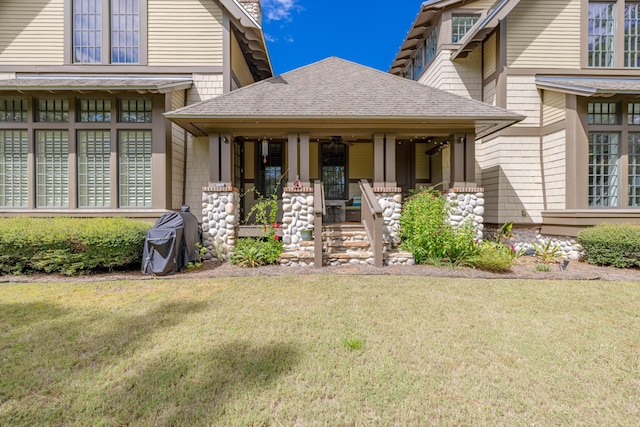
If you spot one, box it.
[300,228,313,241]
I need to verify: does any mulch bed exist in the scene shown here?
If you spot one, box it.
[3,256,640,283]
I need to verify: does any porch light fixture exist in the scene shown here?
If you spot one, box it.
[261,138,269,163]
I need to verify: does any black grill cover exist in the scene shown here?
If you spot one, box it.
[141,210,201,275]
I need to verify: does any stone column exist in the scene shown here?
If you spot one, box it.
[373,186,403,249]
[201,186,240,260]
[280,185,315,266]
[445,186,485,240]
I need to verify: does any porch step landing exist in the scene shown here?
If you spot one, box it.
[323,224,374,266]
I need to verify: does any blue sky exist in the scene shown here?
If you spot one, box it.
[261,0,422,75]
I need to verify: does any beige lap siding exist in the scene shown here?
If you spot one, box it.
[148,0,223,66]
[0,0,64,65]
[542,130,567,211]
[419,49,483,101]
[507,0,581,69]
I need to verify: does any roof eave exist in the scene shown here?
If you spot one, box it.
[451,0,520,60]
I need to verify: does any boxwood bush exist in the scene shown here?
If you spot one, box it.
[577,223,640,268]
[0,217,151,275]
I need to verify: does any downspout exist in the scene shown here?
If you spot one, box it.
[181,90,188,206]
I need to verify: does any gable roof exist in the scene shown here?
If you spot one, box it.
[390,0,519,74]
[166,57,523,138]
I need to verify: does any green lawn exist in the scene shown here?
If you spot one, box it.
[1,276,639,426]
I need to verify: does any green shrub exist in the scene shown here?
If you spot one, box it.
[0,217,150,275]
[577,223,640,268]
[533,240,561,264]
[399,188,479,266]
[467,242,514,272]
[231,237,282,267]
[234,185,284,267]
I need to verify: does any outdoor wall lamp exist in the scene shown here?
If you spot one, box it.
[261,138,269,163]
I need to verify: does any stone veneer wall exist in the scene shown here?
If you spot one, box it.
[372,189,403,249]
[201,187,240,261]
[445,188,485,240]
[280,187,315,266]
[484,226,583,260]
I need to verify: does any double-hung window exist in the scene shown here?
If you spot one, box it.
[588,100,640,207]
[588,0,640,67]
[72,0,143,64]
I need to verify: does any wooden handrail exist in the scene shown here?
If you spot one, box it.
[359,179,384,267]
[313,180,325,268]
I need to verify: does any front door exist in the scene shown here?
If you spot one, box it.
[321,141,347,200]
[396,140,414,196]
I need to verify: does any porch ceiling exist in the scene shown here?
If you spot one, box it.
[165,57,523,139]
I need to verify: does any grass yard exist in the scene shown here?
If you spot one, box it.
[1,276,640,426]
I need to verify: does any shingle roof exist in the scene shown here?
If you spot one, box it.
[536,77,640,96]
[167,57,522,121]
[0,78,192,93]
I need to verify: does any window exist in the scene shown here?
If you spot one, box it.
[452,15,480,43]
[36,131,70,208]
[589,132,619,206]
[626,2,640,66]
[321,142,347,200]
[588,1,640,67]
[78,130,111,207]
[257,141,283,197]
[0,95,155,209]
[588,101,640,207]
[119,130,151,207]
[0,130,28,208]
[72,0,141,64]
[403,26,438,80]
[0,99,27,122]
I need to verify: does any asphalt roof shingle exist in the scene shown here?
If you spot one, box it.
[168,57,522,121]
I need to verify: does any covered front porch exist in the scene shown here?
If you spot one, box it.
[166,57,523,266]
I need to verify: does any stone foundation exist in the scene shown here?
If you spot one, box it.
[484,225,583,260]
[445,188,484,239]
[201,187,239,261]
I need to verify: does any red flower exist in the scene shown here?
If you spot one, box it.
[274,235,279,241]
[272,222,281,228]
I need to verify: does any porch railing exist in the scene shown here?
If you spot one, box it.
[359,179,383,267]
[313,180,325,268]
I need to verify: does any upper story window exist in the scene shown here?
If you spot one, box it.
[73,0,141,64]
[452,15,480,43]
[404,26,439,80]
[588,1,640,67]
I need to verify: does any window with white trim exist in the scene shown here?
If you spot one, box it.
[72,0,141,64]
[588,1,640,67]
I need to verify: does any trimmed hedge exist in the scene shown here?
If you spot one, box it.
[0,217,151,275]
[577,223,640,268]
